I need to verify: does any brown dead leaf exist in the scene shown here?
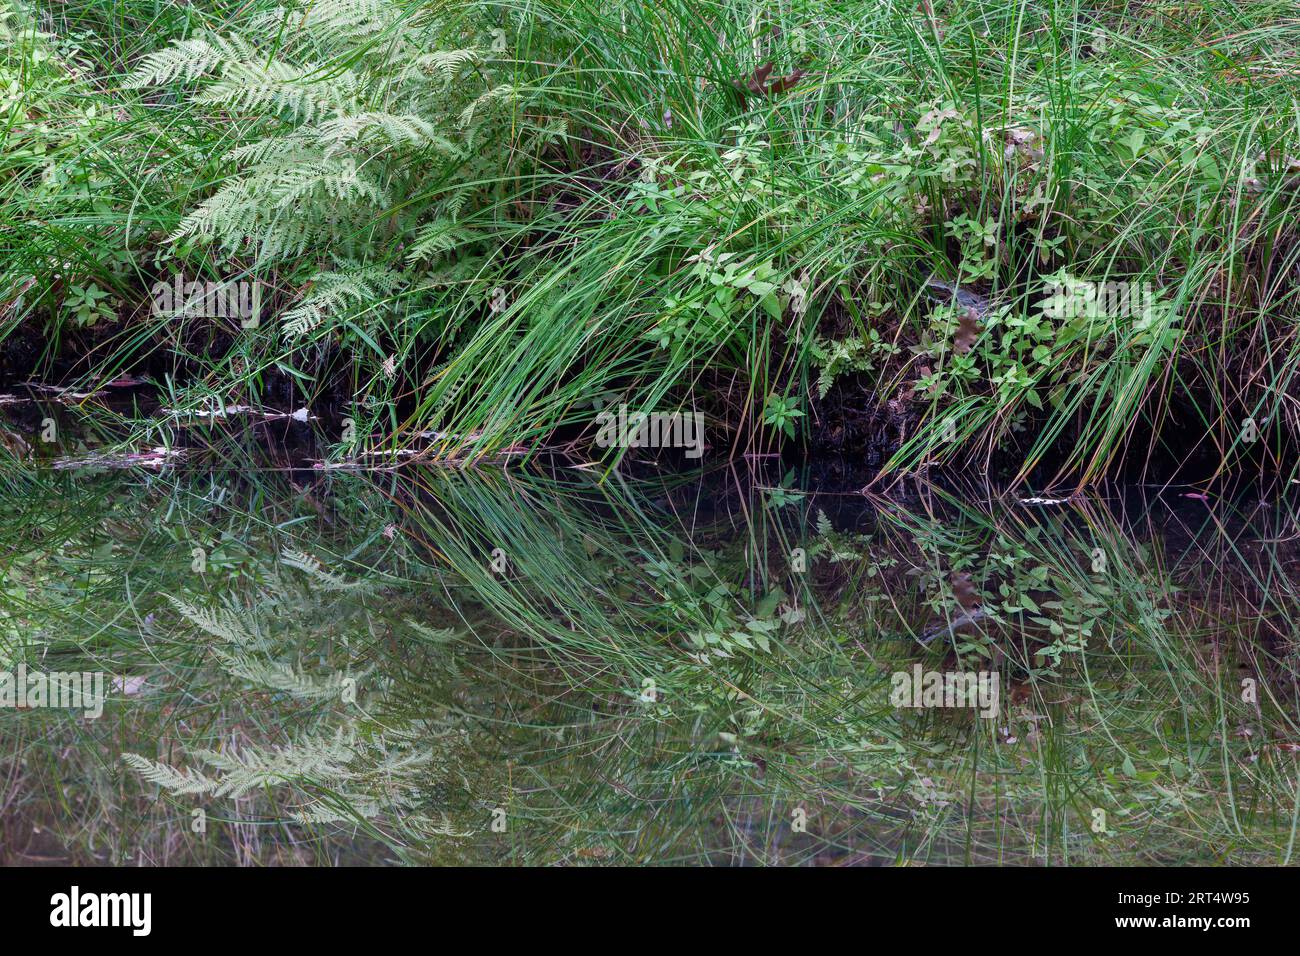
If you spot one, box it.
[952,572,980,611]
[736,62,806,98]
[954,308,980,353]
[744,62,774,95]
[766,69,806,94]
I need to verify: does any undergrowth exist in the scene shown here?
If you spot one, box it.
[2,0,1300,479]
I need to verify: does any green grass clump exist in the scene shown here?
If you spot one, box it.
[3,0,1300,478]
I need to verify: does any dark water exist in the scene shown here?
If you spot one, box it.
[3,389,1300,865]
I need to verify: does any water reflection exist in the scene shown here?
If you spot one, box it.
[2,455,1299,865]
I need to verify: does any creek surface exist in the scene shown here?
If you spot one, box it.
[3,389,1299,865]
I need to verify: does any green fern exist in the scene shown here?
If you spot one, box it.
[166,594,267,648]
[108,0,577,454]
[279,268,402,339]
[121,753,218,795]
[123,33,259,88]
[211,647,354,701]
[192,729,359,798]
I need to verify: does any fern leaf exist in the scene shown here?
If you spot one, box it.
[122,753,218,795]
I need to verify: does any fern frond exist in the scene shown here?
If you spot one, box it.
[521,115,569,153]
[412,49,481,89]
[404,620,462,643]
[281,547,370,590]
[211,647,353,701]
[271,159,390,209]
[443,187,472,221]
[166,178,261,247]
[319,112,463,158]
[193,729,358,797]
[166,594,266,648]
[280,267,403,337]
[124,33,257,88]
[293,798,386,824]
[224,132,315,167]
[122,753,219,795]
[195,61,345,123]
[263,0,399,39]
[407,219,482,264]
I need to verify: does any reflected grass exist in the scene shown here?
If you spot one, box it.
[2,455,1299,864]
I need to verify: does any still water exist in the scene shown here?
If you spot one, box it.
[3,392,1299,865]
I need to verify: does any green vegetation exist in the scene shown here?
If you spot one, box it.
[4,0,1300,868]
[3,0,1299,477]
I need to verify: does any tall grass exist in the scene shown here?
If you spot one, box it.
[2,0,1298,481]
